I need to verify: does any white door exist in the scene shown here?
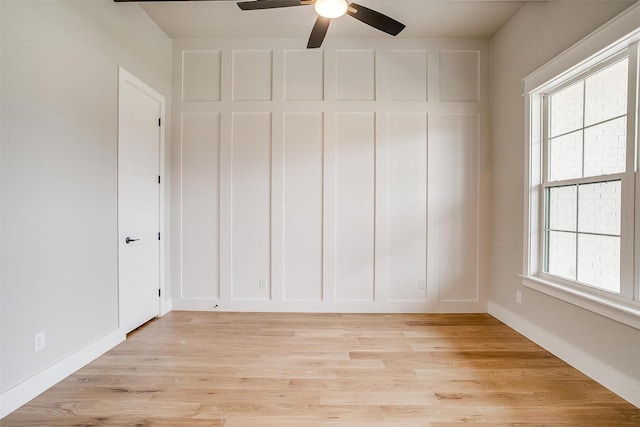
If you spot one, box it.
[118,68,163,334]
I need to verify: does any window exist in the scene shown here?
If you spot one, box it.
[523,14,640,330]
[543,56,628,294]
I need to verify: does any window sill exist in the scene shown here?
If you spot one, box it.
[520,275,640,331]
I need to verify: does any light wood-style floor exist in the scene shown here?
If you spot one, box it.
[2,312,639,426]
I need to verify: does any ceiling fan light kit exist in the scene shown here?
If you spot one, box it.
[314,0,348,19]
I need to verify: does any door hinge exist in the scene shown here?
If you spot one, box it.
[158,118,161,127]
[158,175,161,184]
[158,289,161,297]
[158,232,161,240]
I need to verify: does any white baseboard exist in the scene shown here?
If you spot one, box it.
[172,298,486,313]
[160,298,172,316]
[488,301,640,408]
[0,329,125,419]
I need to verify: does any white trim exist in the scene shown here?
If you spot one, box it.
[523,92,543,278]
[157,78,170,319]
[523,2,640,94]
[160,298,173,317]
[0,1,4,418]
[0,329,125,419]
[488,302,640,409]
[173,298,486,313]
[521,274,640,330]
[632,46,640,304]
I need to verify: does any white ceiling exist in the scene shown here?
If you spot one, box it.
[139,0,534,40]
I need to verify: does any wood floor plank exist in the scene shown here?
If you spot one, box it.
[1,312,638,426]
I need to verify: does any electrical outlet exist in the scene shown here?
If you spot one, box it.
[34,331,46,352]
[516,290,522,304]
[259,278,267,290]
[418,279,426,290]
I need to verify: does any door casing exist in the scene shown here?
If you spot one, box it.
[117,66,168,333]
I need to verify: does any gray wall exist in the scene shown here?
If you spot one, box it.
[490,0,640,382]
[0,0,171,392]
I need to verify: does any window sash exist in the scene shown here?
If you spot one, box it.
[541,179,625,295]
[543,55,629,184]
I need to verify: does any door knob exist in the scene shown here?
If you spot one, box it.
[125,237,139,244]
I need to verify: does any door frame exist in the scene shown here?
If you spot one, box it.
[117,66,169,331]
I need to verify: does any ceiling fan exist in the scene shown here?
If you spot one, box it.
[114,0,406,49]
[236,0,406,48]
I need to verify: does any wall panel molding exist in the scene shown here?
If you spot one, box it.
[334,112,376,302]
[284,50,324,101]
[429,113,480,303]
[230,112,272,301]
[232,50,273,101]
[439,50,480,102]
[180,113,220,300]
[282,112,324,301]
[386,113,428,302]
[336,49,376,101]
[387,50,428,101]
[182,50,221,101]
[172,38,490,312]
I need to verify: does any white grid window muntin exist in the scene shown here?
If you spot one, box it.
[541,52,633,296]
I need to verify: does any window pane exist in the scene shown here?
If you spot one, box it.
[546,231,576,280]
[548,131,582,181]
[548,186,576,231]
[578,181,621,235]
[577,234,620,293]
[584,58,628,126]
[584,117,626,177]
[550,81,583,137]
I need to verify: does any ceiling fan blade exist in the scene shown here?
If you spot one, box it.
[346,3,405,36]
[307,16,330,49]
[237,0,306,10]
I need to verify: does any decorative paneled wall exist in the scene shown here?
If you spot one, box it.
[172,39,489,312]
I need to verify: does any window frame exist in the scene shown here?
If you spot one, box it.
[540,52,631,298]
[522,11,640,330]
